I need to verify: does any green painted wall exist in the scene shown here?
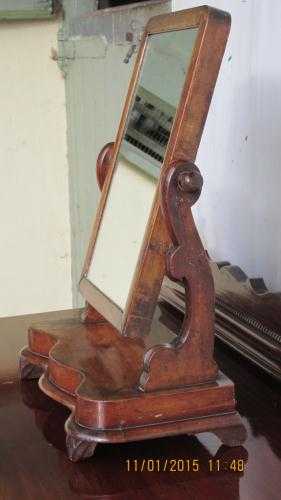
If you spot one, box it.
[0,0,53,20]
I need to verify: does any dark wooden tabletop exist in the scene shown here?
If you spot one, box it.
[0,310,280,499]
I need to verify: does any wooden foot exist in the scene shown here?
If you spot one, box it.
[213,423,247,447]
[66,435,98,462]
[214,444,248,463]
[65,415,98,462]
[19,353,43,380]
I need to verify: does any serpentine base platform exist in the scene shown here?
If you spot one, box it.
[19,309,246,462]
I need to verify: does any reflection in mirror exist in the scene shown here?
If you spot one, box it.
[87,28,198,310]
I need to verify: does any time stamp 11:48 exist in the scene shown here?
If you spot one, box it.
[126,459,246,473]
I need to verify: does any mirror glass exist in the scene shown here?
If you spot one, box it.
[87,28,198,310]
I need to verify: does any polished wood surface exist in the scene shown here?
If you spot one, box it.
[96,142,114,191]
[1,311,280,499]
[19,301,245,460]
[140,162,218,391]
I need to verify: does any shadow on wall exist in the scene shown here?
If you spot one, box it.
[194,77,281,293]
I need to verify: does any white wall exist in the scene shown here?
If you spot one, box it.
[174,0,281,291]
[0,18,72,317]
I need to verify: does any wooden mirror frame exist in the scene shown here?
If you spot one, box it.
[80,6,231,336]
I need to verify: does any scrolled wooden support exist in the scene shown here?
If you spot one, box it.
[177,164,203,201]
[140,162,218,391]
[96,141,114,191]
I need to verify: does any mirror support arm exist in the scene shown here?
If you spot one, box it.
[140,162,218,391]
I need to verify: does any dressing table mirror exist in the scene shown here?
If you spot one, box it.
[80,26,198,333]
[20,6,246,462]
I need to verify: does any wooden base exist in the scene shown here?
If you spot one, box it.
[19,310,246,462]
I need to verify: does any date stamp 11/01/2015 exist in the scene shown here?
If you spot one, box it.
[125,458,246,473]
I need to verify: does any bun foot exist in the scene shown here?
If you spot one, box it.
[213,422,247,447]
[65,415,97,462]
[19,353,43,380]
[66,435,97,462]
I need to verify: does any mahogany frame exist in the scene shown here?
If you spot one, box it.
[79,6,231,335]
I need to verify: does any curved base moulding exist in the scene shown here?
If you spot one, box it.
[19,311,246,462]
[63,412,245,463]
